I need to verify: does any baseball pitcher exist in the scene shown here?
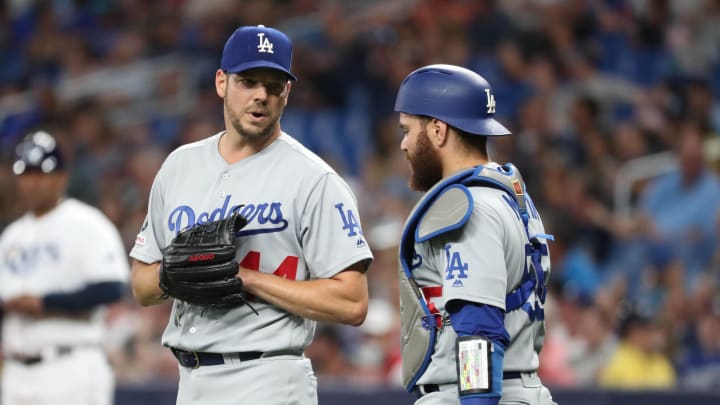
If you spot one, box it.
[129,25,373,405]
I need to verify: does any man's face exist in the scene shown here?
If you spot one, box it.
[678,125,704,183]
[16,172,67,215]
[217,68,291,140]
[399,113,443,192]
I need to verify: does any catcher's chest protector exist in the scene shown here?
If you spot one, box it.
[399,171,475,391]
[398,269,434,390]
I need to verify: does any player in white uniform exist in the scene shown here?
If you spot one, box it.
[0,131,129,405]
[129,25,373,405]
[394,65,557,405]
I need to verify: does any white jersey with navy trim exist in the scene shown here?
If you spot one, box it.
[0,199,130,356]
[129,131,373,353]
[411,162,552,386]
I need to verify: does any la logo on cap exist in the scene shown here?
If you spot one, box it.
[257,25,274,54]
[220,24,297,81]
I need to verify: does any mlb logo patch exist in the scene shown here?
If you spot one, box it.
[135,235,145,246]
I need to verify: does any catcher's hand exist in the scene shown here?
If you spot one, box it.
[160,211,253,311]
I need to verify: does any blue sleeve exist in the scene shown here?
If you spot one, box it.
[447,300,509,348]
[43,281,126,312]
[448,300,508,405]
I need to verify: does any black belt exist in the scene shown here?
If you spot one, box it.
[503,371,523,380]
[8,346,74,366]
[414,372,529,398]
[171,348,301,369]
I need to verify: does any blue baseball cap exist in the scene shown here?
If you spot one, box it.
[221,25,297,81]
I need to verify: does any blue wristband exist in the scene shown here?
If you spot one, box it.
[43,281,125,312]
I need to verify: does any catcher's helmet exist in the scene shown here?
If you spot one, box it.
[394,64,510,136]
[13,131,64,175]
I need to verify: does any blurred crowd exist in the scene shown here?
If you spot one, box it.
[1,0,720,392]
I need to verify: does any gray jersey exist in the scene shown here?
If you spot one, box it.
[412,163,551,386]
[129,131,373,353]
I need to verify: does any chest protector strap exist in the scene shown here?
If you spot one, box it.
[464,165,554,316]
[399,163,553,392]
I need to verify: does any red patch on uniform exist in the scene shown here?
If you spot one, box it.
[511,180,523,195]
[188,253,215,262]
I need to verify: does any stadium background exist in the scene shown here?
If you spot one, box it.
[1,0,720,403]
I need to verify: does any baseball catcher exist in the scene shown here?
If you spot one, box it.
[159,211,254,311]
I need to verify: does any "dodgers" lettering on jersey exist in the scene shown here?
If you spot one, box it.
[168,195,288,235]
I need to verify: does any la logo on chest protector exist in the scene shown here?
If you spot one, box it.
[257,33,274,53]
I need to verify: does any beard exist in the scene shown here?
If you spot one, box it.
[408,129,443,192]
[225,97,281,140]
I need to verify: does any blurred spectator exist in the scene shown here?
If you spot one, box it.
[105,301,178,384]
[632,120,720,287]
[537,288,580,387]
[677,309,720,390]
[568,305,619,386]
[303,324,356,388]
[599,303,677,389]
[349,298,401,387]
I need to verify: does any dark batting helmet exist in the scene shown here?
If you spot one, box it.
[394,64,510,136]
[13,131,65,175]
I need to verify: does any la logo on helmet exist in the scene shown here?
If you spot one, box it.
[484,89,496,114]
[257,33,274,54]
